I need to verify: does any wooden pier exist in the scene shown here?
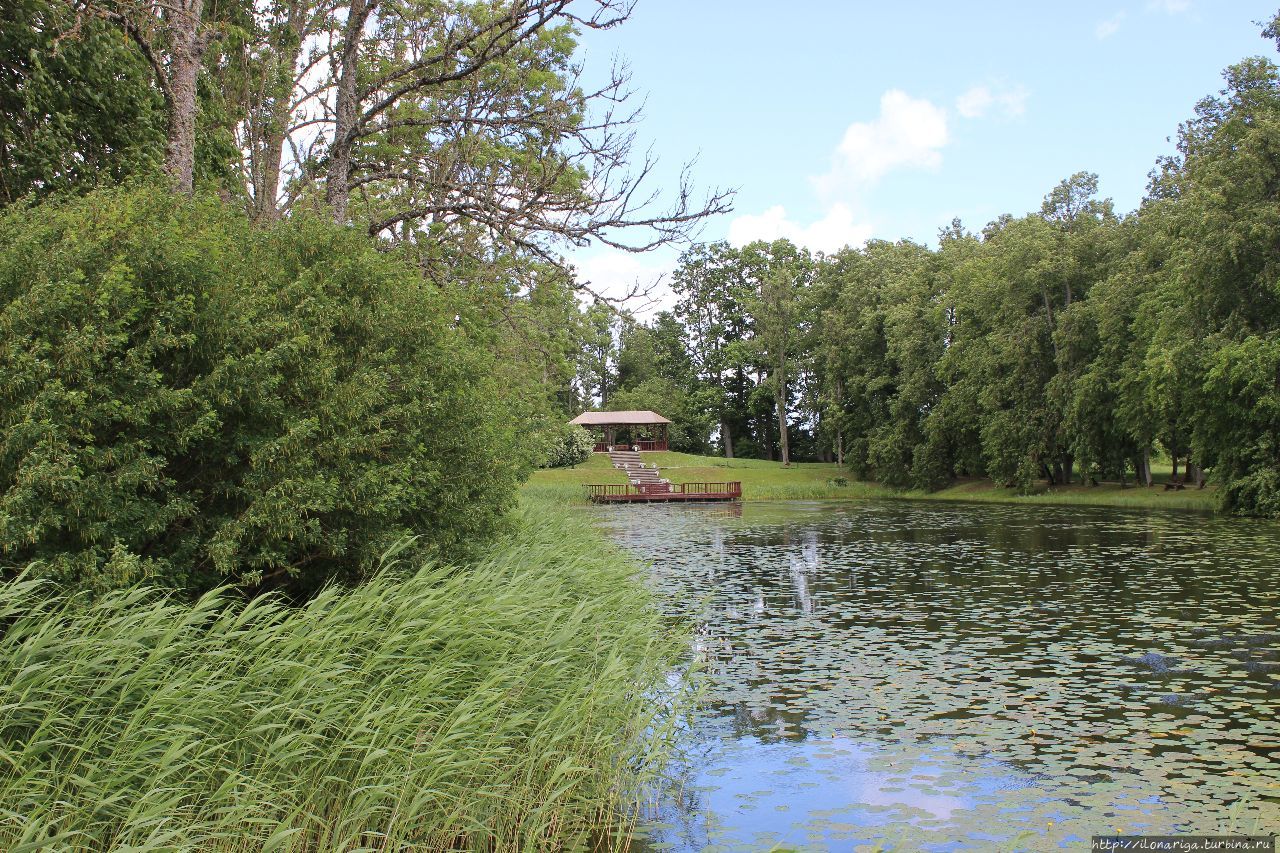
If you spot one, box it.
[585,482,742,503]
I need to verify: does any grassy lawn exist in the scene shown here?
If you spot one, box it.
[523,451,1219,511]
[896,474,1216,511]
[523,451,871,503]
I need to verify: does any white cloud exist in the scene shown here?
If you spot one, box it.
[662,82,1029,262]
[726,203,874,254]
[813,90,949,196]
[956,84,1029,119]
[956,86,994,119]
[1147,0,1190,12]
[730,90,945,254]
[1096,12,1125,39]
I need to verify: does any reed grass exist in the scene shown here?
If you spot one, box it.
[0,502,682,851]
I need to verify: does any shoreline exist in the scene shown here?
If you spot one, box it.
[524,452,1219,513]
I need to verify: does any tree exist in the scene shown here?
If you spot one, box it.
[1144,53,1280,510]
[68,0,227,192]
[576,301,616,407]
[813,239,936,484]
[0,0,166,203]
[672,241,755,458]
[62,0,732,261]
[607,378,711,453]
[615,312,694,390]
[739,239,812,466]
[254,0,732,271]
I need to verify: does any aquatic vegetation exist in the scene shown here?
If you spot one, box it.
[601,501,1280,850]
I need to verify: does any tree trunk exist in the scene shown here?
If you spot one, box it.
[252,124,284,221]
[327,0,369,222]
[776,391,790,466]
[252,11,307,219]
[836,429,844,467]
[1041,285,1059,361]
[1138,448,1153,487]
[162,0,205,193]
[721,417,734,459]
[774,353,790,466]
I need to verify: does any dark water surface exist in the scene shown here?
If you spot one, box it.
[594,500,1280,851]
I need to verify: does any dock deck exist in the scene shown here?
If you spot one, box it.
[585,482,742,503]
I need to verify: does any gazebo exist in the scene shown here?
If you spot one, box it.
[569,410,671,452]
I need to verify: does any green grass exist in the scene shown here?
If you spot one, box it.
[526,451,1218,512]
[525,451,868,503]
[894,475,1216,511]
[0,502,683,851]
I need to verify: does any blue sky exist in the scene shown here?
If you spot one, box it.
[568,0,1280,309]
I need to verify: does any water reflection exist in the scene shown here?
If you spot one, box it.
[597,501,1280,851]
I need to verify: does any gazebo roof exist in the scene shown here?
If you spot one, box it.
[569,410,671,426]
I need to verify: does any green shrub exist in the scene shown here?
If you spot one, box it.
[542,424,595,468]
[0,185,524,596]
[0,503,683,849]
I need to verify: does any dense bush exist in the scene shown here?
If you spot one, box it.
[0,186,525,596]
[0,505,682,849]
[542,424,595,468]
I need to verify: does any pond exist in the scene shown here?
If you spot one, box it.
[594,500,1280,851]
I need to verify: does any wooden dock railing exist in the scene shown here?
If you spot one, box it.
[584,481,742,502]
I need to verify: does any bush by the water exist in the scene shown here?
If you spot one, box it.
[0,186,525,596]
[543,424,596,468]
[0,504,681,849]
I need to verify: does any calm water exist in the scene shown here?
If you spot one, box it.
[595,500,1280,851]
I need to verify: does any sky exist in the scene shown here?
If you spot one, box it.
[566,0,1280,312]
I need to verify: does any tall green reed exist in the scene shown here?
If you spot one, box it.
[0,502,682,851]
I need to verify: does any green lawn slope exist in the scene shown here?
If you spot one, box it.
[523,451,1218,512]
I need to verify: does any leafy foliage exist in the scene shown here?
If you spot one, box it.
[0,186,524,596]
[542,424,595,468]
[608,377,713,454]
[0,0,165,203]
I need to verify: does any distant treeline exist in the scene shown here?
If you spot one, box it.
[574,26,1280,516]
